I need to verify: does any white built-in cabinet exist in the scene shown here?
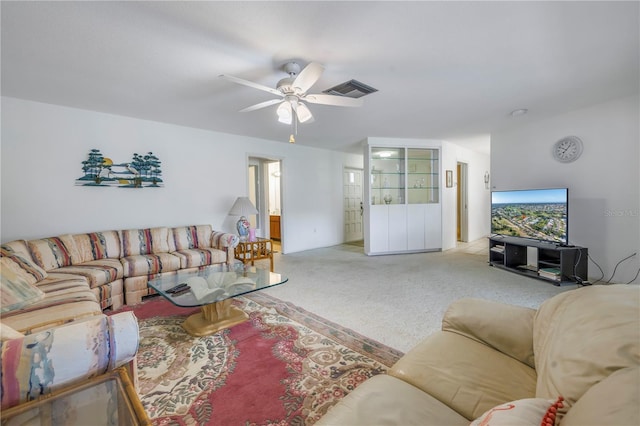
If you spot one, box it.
[364,141,442,255]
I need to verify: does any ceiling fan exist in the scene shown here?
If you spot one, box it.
[219,62,363,140]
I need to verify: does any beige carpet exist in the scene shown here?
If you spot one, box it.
[264,239,578,352]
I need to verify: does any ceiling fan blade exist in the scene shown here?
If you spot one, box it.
[304,94,363,107]
[239,98,283,113]
[219,74,283,97]
[296,102,314,123]
[292,62,324,93]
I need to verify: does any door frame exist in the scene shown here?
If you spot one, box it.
[248,156,284,251]
[457,162,469,242]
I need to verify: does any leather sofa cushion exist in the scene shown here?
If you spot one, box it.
[316,374,469,426]
[533,284,640,422]
[561,366,639,426]
[389,331,537,420]
[442,297,536,368]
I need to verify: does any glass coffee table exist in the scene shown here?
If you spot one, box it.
[148,263,287,336]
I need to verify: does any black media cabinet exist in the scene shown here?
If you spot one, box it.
[489,236,588,285]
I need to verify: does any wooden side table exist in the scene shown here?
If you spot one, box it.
[1,367,150,425]
[234,237,274,271]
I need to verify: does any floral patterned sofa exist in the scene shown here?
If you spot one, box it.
[0,225,239,336]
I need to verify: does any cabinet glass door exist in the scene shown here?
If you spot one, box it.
[370,147,405,205]
[407,148,439,204]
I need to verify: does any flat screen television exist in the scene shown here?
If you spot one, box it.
[491,188,568,244]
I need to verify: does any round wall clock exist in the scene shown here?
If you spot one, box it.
[552,136,583,163]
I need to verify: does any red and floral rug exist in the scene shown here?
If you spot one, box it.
[121,293,403,425]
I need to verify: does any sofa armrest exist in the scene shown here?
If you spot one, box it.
[441,298,536,368]
[0,312,139,409]
[211,231,240,263]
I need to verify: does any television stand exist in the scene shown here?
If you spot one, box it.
[489,236,587,285]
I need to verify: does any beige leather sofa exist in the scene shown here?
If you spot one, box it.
[318,284,639,425]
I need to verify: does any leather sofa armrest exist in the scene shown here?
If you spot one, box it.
[442,298,536,368]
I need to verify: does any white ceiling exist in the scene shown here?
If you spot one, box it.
[2,1,638,154]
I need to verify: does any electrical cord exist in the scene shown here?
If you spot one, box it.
[589,252,637,285]
[606,252,637,283]
[588,254,606,285]
[627,268,640,284]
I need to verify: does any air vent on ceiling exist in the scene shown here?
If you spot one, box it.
[323,79,378,98]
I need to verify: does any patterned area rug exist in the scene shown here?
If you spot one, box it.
[126,293,403,425]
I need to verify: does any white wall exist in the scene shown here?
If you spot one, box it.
[1,97,362,254]
[491,95,640,284]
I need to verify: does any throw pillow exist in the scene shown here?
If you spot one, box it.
[121,227,170,256]
[27,234,81,270]
[0,257,46,314]
[470,396,564,426]
[0,247,47,283]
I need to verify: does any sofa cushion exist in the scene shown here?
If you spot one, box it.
[73,231,122,262]
[316,374,469,426]
[389,330,537,420]
[121,227,170,256]
[533,285,640,422]
[55,259,124,288]
[27,235,82,270]
[171,225,213,250]
[172,248,227,269]
[1,240,33,259]
[561,366,639,426]
[441,298,536,368]
[120,253,181,277]
[1,273,100,334]
[0,245,48,283]
[0,257,46,314]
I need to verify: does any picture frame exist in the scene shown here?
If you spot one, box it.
[446,170,453,188]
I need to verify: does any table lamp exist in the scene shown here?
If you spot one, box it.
[228,197,259,241]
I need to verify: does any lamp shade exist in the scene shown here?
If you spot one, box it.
[228,197,258,217]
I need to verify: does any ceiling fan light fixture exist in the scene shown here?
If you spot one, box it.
[277,102,292,124]
[296,102,313,123]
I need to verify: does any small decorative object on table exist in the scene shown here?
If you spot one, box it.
[228,196,259,241]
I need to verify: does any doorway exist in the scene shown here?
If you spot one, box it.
[457,162,469,242]
[343,167,364,243]
[248,157,283,252]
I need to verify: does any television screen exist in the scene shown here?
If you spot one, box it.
[491,188,568,244]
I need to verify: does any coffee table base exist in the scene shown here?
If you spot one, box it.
[182,299,249,336]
